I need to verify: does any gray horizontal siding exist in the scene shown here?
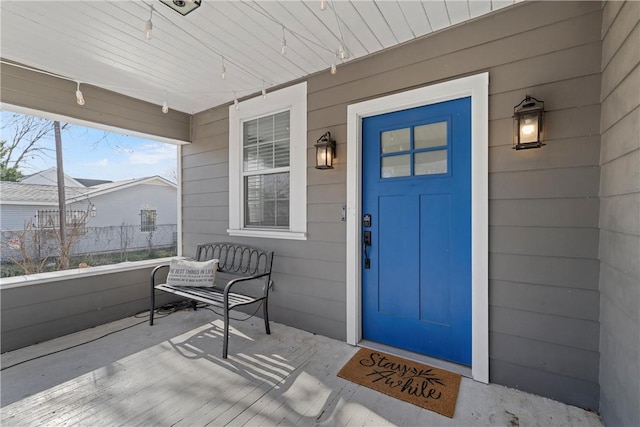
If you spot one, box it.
[598,1,640,426]
[0,266,176,352]
[185,0,604,410]
[490,358,600,410]
[491,253,600,291]
[0,62,190,143]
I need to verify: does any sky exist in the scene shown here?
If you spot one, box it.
[1,111,178,183]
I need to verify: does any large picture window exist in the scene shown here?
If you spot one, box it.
[228,82,307,240]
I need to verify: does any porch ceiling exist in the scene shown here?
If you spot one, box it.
[0,0,518,115]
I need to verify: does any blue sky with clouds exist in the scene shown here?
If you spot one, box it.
[1,111,178,183]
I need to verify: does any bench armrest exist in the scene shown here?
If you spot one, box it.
[150,264,170,286]
[223,271,271,296]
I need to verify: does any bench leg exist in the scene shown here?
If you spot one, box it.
[263,299,271,335]
[223,306,229,359]
[150,288,155,326]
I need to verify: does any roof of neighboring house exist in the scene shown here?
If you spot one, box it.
[74,178,113,187]
[20,167,86,188]
[0,182,91,205]
[1,175,176,205]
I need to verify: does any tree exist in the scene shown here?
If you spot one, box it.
[1,164,23,182]
[0,112,68,174]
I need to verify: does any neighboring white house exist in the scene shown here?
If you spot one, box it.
[1,168,177,260]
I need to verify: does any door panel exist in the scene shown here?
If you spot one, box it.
[362,97,471,365]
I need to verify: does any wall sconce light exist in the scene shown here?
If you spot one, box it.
[89,204,97,217]
[159,0,202,16]
[513,95,545,150]
[315,131,336,169]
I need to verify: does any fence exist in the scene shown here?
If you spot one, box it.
[1,224,177,276]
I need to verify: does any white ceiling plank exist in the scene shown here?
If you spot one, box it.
[397,1,433,37]
[189,2,306,82]
[325,1,378,56]
[349,1,398,49]
[445,1,471,25]
[422,1,451,32]
[375,1,416,43]
[492,0,516,11]
[468,0,492,18]
[240,1,336,70]
[0,0,517,114]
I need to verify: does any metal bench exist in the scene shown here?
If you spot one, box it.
[150,242,274,358]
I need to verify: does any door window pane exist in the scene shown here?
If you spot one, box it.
[381,128,410,153]
[415,122,447,149]
[415,150,447,175]
[382,154,411,178]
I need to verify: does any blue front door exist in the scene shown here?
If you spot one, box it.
[362,97,472,365]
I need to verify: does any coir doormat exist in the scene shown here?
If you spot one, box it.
[337,348,461,418]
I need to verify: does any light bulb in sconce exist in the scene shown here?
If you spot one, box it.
[521,123,535,135]
[75,82,85,106]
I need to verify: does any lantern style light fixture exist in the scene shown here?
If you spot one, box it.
[513,95,545,150]
[159,0,202,16]
[315,131,336,169]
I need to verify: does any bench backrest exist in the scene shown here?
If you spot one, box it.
[196,242,273,278]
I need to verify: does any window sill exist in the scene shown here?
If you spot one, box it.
[0,257,178,289]
[227,228,307,241]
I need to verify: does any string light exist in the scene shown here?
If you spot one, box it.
[281,26,287,55]
[220,57,226,80]
[261,80,267,99]
[75,81,85,106]
[338,45,348,61]
[330,63,337,75]
[320,0,327,11]
[162,91,169,114]
[145,5,154,40]
[233,92,239,111]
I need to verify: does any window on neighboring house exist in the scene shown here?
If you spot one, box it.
[228,82,307,240]
[140,209,157,232]
[37,209,88,235]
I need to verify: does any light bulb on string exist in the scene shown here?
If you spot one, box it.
[330,63,337,75]
[320,0,327,11]
[234,92,239,111]
[145,6,154,40]
[75,81,85,106]
[338,45,347,61]
[281,26,287,55]
[162,91,169,114]
[262,81,267,99]
[220,57,226,80]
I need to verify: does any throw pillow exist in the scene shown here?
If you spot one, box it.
[166,258,218,287]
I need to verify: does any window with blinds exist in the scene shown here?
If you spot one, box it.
[242,111,290,228]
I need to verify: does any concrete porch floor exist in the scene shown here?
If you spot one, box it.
[1,308,603,426]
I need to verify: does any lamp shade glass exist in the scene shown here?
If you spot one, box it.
[314,132,336,169]
[513,96,544,150]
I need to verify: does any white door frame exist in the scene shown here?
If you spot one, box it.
[345,73,489,383]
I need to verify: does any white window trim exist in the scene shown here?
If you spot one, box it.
[228,82,307,240]
[345,73,489,383]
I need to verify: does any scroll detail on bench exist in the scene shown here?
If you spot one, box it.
[150,242,274,358]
